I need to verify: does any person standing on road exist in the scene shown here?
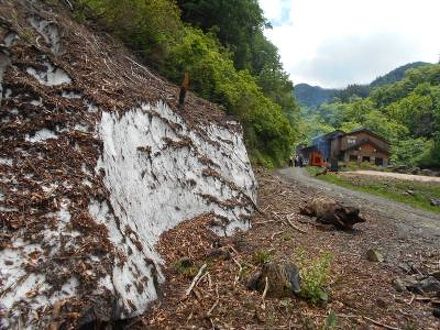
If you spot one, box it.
[298,154,304,167]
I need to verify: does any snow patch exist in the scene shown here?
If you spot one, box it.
[88,199,162,318]
[62,90,83,99]
[0,157,13,166]
[74,123,89,132]
[95,101,256,317]
[0,52,11,103]
[30,98,43,106]
[3,32,19,48]
[26,62,71,86]
[4,88,12,99]
[85,100,98,113]
[0,206,18,212]
[25,129,58,142]
[29,16,61,55]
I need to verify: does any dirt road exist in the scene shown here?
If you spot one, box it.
[344,170,440,183]
[277,167,440,244]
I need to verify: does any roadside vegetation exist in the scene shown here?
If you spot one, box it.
[306,166,440,213]
[74,0,300,167]
[296,249,333,305]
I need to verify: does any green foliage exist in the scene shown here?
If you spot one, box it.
[370,62,429,88]
[163,27,296,165]
[176,0,266,71]
[390,138,432,167]
[322,310,338,330]
[304,63,440,168]
[77,0,182,67]
[172,259,198,277]
[295,84,338,109]
[76,0,300,166]
[295,63,430,111]
[296,249,333,305]
[252,249,273,265]
[334,83,369,102]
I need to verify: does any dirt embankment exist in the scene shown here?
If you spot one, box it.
[134,169,440,329]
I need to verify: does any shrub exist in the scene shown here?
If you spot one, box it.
[75,1,299,166]
[172,258,198,277]
[296,249,333,304]
[164,27,295,165]
[252,249,273,265]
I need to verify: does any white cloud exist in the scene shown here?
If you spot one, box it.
[259,0,440,88]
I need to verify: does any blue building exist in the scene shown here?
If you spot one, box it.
[311,130,345,162]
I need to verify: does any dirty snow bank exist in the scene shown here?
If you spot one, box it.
[93,101,256,316]
[0,1,256,327]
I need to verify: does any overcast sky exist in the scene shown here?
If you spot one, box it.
[258,0,440,88]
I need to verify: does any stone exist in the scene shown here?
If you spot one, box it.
[421,169,435,176]
[431,198,440,207]
[406,276,440,295]
[410,167,420,175]
[366,249,384,263]
[430,271,440,281]
[205,248,231,260]
[398,262,412,274]
[247,262,301,298]
[395,165,408,173]
[393,278,407,292]
[418,276,440,294]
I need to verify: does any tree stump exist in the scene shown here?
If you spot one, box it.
[300,197,365,230]
[247,262,301,298]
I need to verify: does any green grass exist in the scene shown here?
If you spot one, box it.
[295,249,333,305]
[306,166,440,214]
[252,249,273,265]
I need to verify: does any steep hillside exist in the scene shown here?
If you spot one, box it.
[77,0,299,166]
[0,1,256,328]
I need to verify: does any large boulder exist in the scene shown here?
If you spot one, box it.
[0,1,257,328]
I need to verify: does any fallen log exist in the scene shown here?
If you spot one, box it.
[300,196,365,230]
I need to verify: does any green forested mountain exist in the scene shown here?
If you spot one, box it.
[295,62,429,110]
[370,62,428,88]
[76,0,299,166]
[301,64,440,168]
[294,84,338,109]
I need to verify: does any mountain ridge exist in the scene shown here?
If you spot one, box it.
[294,61,429,109]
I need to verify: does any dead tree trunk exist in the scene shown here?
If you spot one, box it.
[300,197,365,230]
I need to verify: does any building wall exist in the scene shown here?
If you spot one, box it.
[343,143,389,166]
[340,131,390,153]
[330,138,342,159]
